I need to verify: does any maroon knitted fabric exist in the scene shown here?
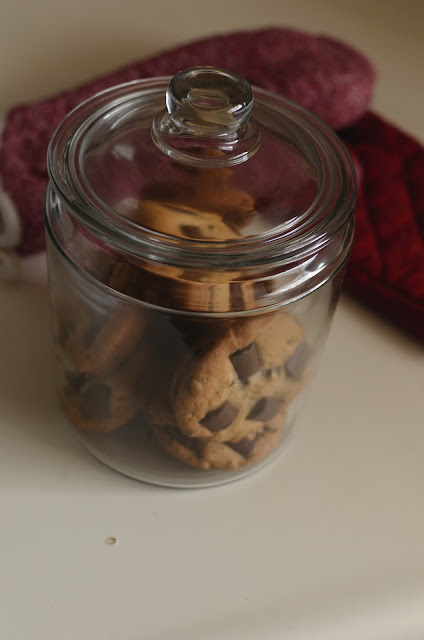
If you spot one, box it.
[0,27,375,257]
[342,113,424,341]
[2,27,423,340]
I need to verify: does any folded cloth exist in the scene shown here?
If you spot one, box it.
[0,27,375,257]
[342,113,424,341]
[1,27,423,341]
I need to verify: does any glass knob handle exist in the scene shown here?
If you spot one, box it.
[166,66,253,137]
[152,66,261,167]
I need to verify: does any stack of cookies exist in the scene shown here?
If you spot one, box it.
[57,299,309,470]
[54,155,310,471]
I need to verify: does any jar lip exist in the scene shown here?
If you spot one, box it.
[47,77,356,269]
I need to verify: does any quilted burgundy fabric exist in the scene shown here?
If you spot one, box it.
[1,27,423,340]
[342,113,424,341]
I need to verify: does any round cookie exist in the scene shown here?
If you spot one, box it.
[105,247,253,314]
[154,409,286,470]
[142,145,257,232]
[198,186,257,230]
[176,268,256,314]
[60,348,147,433]
[171,311,308,440]
[144,183,257,232]
[60,303,148,378]
[138,199,241,241]
[107,259,188,310]
[108,258,183,295]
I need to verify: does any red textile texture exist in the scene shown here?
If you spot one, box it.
[342,113,424,341]
[2,28,424,340]
[0,27,375,257]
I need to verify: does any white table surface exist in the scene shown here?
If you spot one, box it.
[1,2,424,638]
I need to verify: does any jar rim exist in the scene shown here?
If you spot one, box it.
[47,77,356,270]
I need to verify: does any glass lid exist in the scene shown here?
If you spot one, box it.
[48,67,356,267]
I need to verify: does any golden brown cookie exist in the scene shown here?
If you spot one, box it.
[197,185,257,230]
[99,257,252,321]
[140,144,257,235]
[138,200,241,241]
[154,409,286,470]
[175,268,253,314]
[61,304,148,378]
[60,348,147,433]
[171,311,308,441]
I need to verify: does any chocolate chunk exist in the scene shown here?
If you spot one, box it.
[247,397,282,421]
[285,342,311,379]
[80,382,111,420]
[200,401,238,431]
[180,225,204,239]
[164,426,203,456]
[65,371,89,394]
[227,433,261,458]
[229,342,261,382]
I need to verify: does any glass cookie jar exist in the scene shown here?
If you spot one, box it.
[45,67,356,488]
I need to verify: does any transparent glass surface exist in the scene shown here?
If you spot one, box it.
[46,229,344,488]
[45,69,355,487]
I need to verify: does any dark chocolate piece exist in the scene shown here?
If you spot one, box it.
[247,397,282,421]
[65,371,89,394]
[80,382,111,420]
[180,225,205,239]
[285,342,310,379]
[229,342,261,382]
[227,432,261,458]
[200,400,238,431]
[164,425,203,456]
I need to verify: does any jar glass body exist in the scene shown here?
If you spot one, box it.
[44,75,356,488]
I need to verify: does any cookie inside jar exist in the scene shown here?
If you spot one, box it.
[53,255,311,475]
[53,151,311,469]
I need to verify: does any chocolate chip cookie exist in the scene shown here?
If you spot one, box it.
[171,311,308,441]
[60,348,147,432]
[138,199,241,241]
[154,409,286,470]
[142,146,258,232]
[60,303,148,378]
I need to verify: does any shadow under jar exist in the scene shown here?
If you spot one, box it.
[44,67,356,488]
